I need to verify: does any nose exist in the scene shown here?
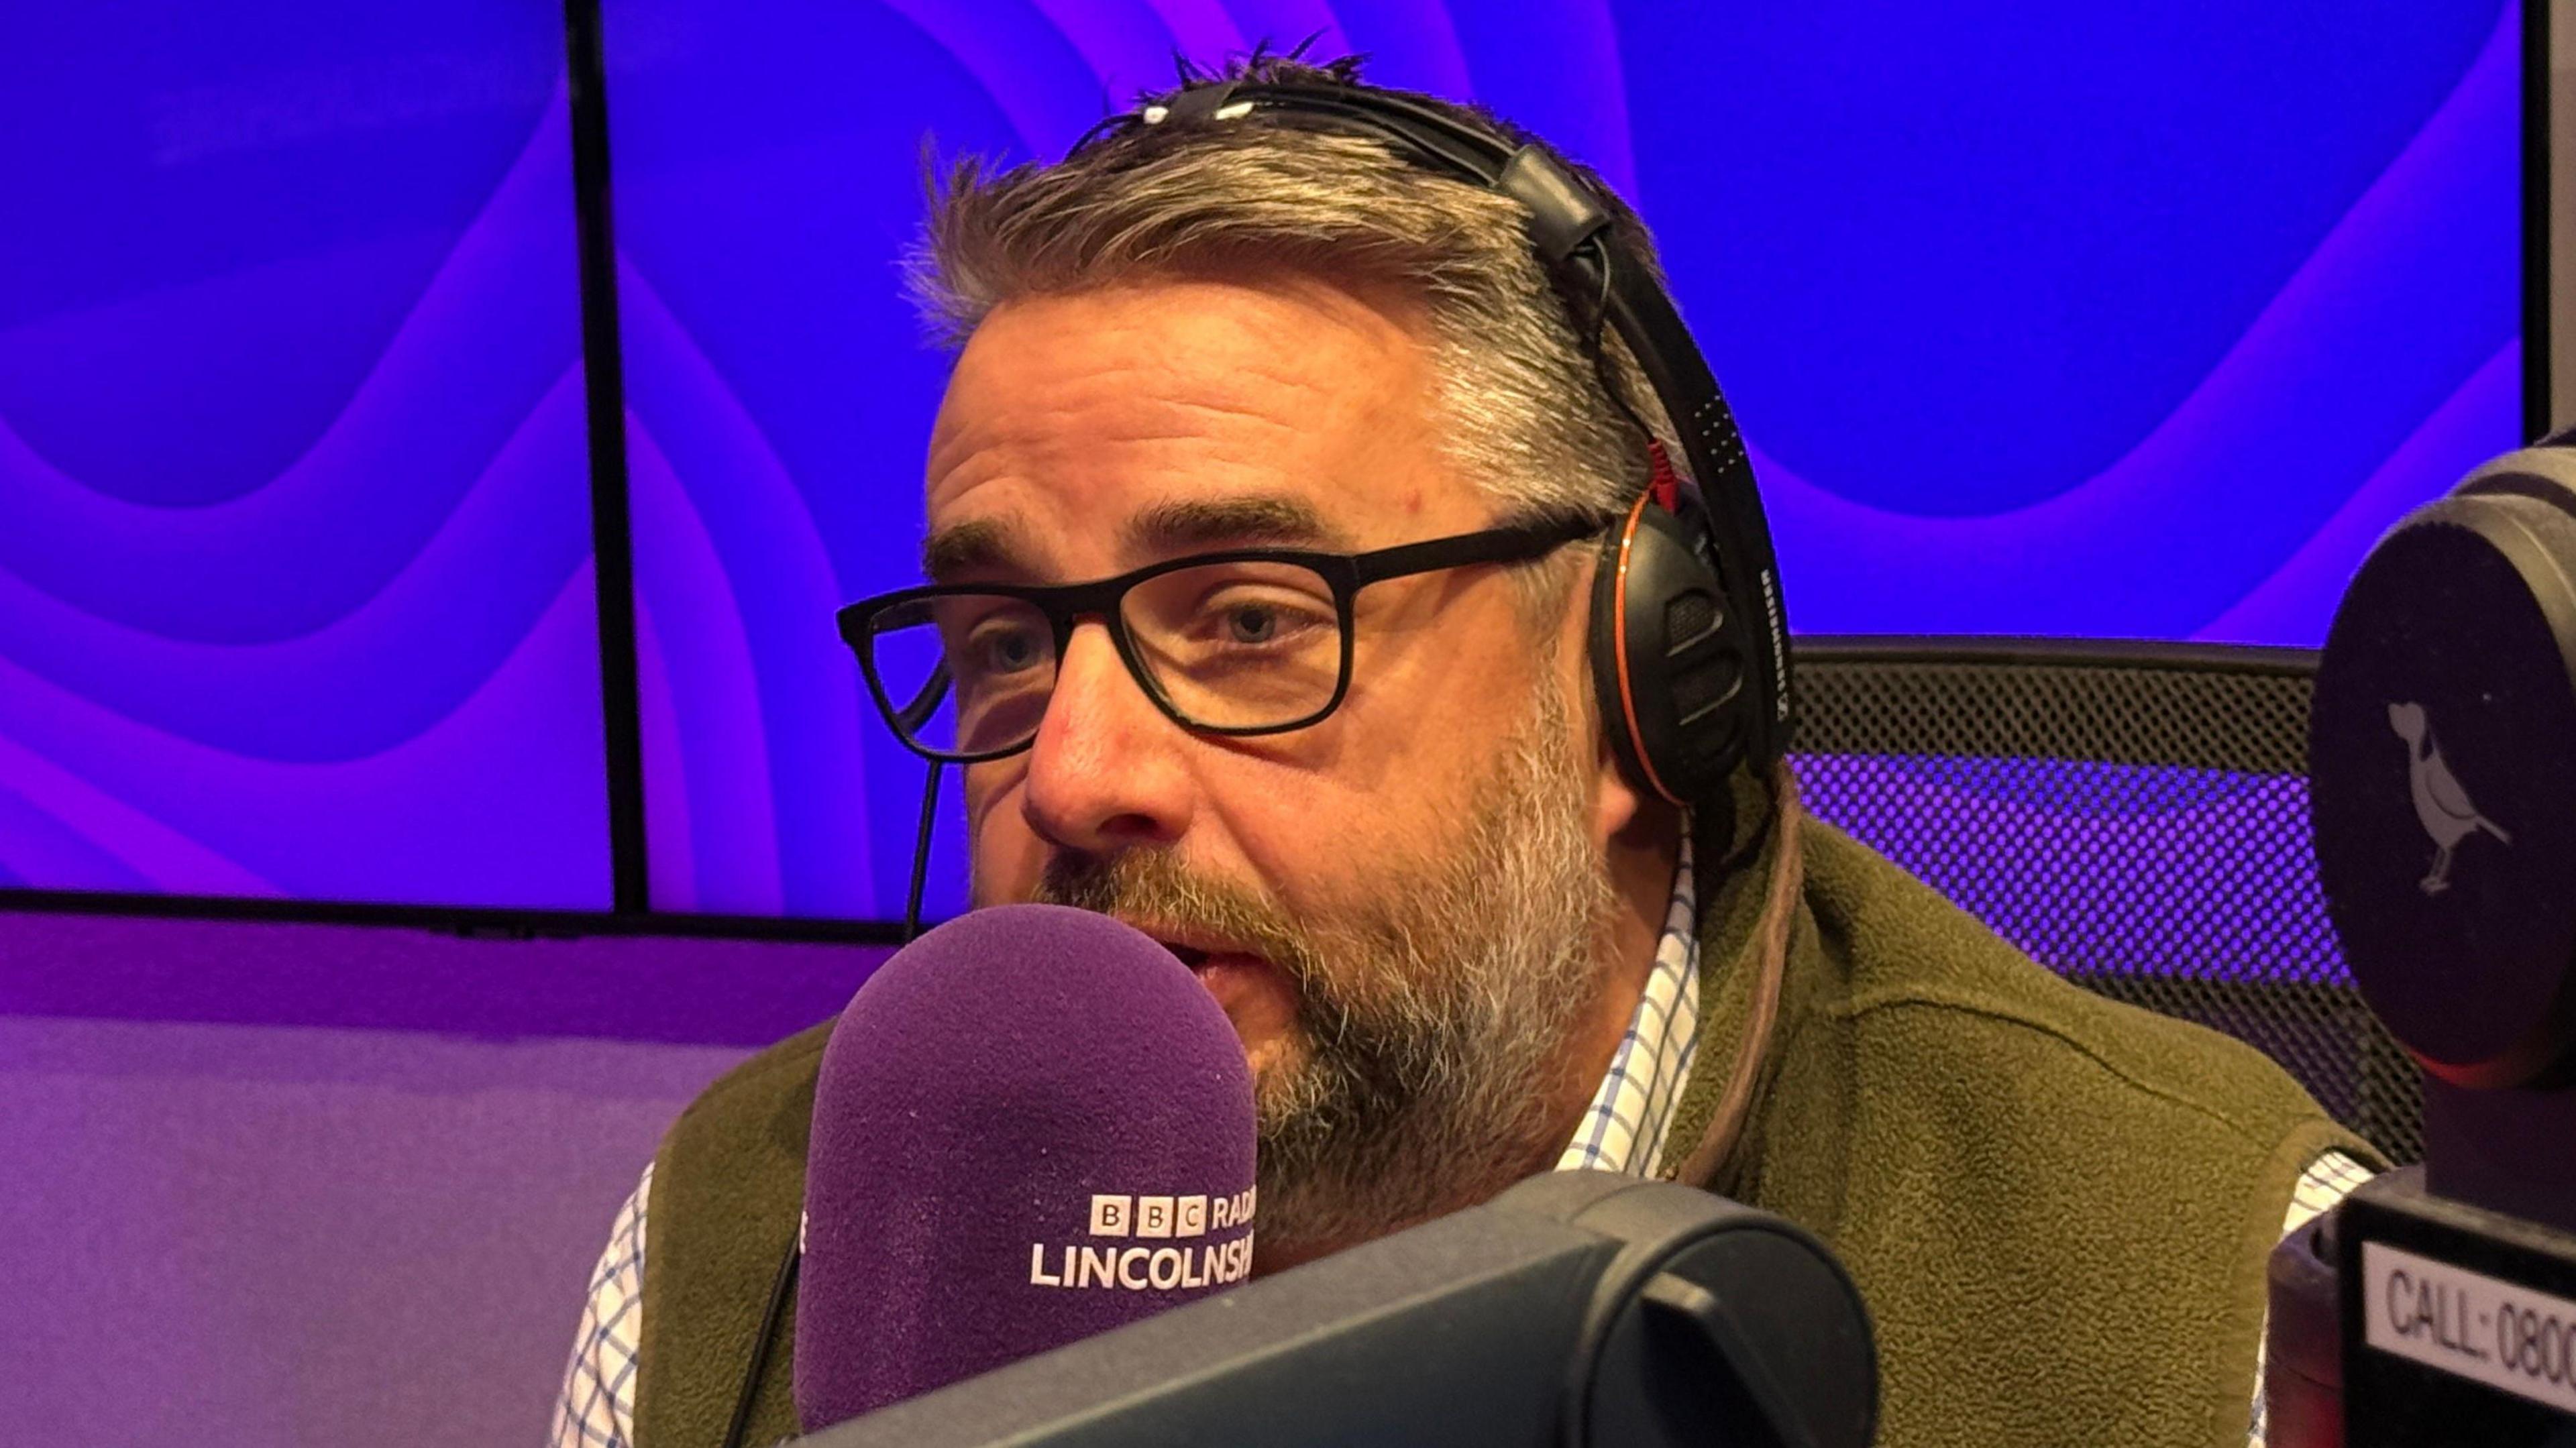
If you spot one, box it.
[1020,620,1196,854]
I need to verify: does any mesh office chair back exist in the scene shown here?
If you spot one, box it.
[1787,637,2422,1164]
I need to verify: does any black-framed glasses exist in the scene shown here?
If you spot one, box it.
[836,516,1597,763]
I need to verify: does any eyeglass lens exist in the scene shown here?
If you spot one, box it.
[866,559,1346,756]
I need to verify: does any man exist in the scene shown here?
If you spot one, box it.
[554,58,2378,1448]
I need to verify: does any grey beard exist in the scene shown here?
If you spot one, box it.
[1014,682,1617,1258]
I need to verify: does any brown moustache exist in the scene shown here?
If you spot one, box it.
[1030,848,1328,997]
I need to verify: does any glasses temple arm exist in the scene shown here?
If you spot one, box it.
[1349,516,1599,585]
[895,663,953,734]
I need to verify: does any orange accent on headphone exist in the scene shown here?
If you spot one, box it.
[1609,491,1680,805]
[1646,439,1682,514]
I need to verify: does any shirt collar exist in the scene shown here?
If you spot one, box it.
[1553,832,1703,1178]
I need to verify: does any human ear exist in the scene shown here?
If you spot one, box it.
[1593,728,1650,847]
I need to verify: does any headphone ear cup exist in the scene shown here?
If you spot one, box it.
[1589,522,1654,796]
[1589,499,1751,805]
[2457,440,2576,521]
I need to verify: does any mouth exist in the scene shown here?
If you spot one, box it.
[1138,931,1279,1008]
[1150,937,1263,974]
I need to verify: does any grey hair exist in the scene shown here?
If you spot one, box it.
[907,57,1678,567]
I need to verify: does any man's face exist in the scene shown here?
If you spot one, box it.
[924,274,1636,1255]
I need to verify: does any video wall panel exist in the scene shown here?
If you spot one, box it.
[604,0,2519,920]
[0,1,613,906]
[1671,4,2522,643]
[0,0,2523,922]
[604,0,1030,919]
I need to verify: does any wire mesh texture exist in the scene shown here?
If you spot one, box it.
[1786,638,2422,1165]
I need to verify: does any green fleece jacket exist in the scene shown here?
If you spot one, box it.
[633,809,2375,1447]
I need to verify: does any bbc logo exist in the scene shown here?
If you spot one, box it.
[1090,1194,1210,1238]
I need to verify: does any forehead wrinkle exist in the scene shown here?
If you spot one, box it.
[923,282,1456,582]
[926,372,1322,501]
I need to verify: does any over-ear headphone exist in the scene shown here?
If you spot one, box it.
[2311,428,2576,1093]
[1080,76,1797,805]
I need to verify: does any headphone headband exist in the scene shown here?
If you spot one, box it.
[1084,77,1798,774]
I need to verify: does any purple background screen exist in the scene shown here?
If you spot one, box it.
[611,0,2520,921]
[0,1,612,908]
[0,1,2525,921]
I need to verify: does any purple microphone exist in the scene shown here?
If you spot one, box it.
[794,903,1259,1433]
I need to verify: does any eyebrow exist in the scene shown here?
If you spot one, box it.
[922,518,1019,583]
[922,496,1350,584]
[1123,496,1349,555]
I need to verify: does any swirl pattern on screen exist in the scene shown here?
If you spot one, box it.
[608,0,2517,920]
[0,1,2520,917]
[0,5,612,904]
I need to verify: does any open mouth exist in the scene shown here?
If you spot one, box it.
[1150,937,1271,981]
[1140,934,1289,1042]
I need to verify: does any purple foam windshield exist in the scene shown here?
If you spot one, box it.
[794,903,1257,1431]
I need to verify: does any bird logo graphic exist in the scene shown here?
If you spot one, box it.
[2388,701,2510,895]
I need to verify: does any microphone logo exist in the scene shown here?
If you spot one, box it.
[1031,1188,1256,1292]
[2389,701,2511,895]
